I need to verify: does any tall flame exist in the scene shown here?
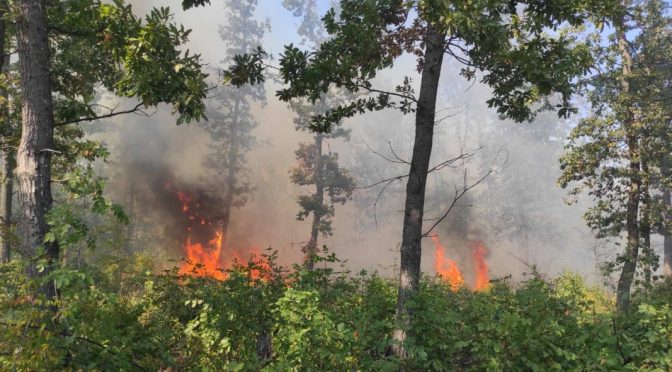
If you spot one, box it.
[431,235,464,289]
[432,235,490,290]
[471,240,489,290]
[179,231,226,280]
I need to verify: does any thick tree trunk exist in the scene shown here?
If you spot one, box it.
[392,24,445,356]
[305,134,323,271]
[615,21,640,312]
[16,0,58,298]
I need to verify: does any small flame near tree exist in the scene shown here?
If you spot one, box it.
[166,183,267,280]
[431,235,490,290]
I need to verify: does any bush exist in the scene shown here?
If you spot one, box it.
[1,253,671,371]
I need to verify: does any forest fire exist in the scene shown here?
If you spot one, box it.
[166,183,266,280]
[431,235,490,290]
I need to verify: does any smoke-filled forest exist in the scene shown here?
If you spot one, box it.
[1,0,672,370]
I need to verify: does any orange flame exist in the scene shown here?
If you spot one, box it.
[168,183,269,281]
[179,231,226,280]
[431,235,464,290]
[432,235,490,290]
[471,241,489,290]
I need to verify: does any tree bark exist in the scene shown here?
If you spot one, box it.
[305,133,323,271]
[16,0,58,298]
[392,24,445,356]
[641,177,652,289]
[0,0,12,264]
[663,156,672,278]
[664,185,672,278]
[615,19,641,312]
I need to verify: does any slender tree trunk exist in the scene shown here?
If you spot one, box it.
[1,150,13,263]
[392,24,445,356]
[615,19,641,312]
[305,133,323,271]
[0,0,12,264]
[639,146,653,288]
[663,156,672,278]
[664,185,672,278]
[16,0,58,298]
[641,181,652,288]
[221,98,241,249]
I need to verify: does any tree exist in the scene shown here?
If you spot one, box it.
[14,0,208,298]
[200,0,268,247]
[233,0,615,354]
[283,0,355,270]
[559,0,672,310]
[0,0,16,264]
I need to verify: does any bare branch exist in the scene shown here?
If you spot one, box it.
[421,148,508,237]
[54,102,150,127]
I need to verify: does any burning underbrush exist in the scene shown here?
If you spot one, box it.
[431,235,490,290]
[165,182,269,281]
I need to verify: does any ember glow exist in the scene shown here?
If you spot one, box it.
[432,235,490,290]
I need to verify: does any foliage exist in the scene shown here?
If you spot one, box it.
[2,250,671,370]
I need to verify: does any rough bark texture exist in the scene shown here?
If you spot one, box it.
[615,20,641,312]
[16,0,58,298]
[304,134,323,271]
[392,24,445,356]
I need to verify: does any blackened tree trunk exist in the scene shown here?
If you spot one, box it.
[392,24,445,355]
[615,20,641,312]
[304,134,323,271]
[16,0,58,298]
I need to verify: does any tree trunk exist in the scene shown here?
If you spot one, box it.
[1,150,13,263]
[663,155,672,278]
[664,185,672,278]
[221,98,241,249]
[0,0,12,264]
[640,149,653,288]
[305,133,323,271]
[615,19,640,312]
[16,0,58,298]
[392,24,445,356]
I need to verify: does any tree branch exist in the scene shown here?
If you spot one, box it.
[54,103,149,127]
